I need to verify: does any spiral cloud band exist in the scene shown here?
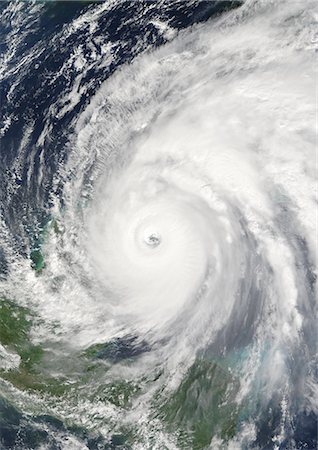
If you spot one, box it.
[0,0,316,448]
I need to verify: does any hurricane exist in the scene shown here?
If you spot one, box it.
[0,1,317,449]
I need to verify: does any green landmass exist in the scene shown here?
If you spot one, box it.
[158,359,240,449]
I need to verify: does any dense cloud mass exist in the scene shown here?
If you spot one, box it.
[0,1,317,449]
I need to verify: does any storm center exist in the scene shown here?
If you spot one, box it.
[144,232,161,248]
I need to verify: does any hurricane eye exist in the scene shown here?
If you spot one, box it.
[144,232,161,247]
